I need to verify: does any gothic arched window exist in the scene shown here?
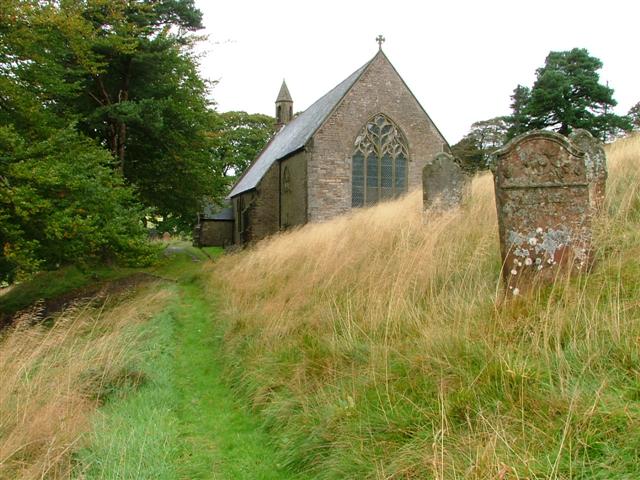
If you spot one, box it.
[352,114,409,207]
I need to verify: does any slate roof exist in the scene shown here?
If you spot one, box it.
[228,57,373,198]
[201,205,234,221]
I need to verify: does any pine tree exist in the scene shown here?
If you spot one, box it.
[508,48,631,140]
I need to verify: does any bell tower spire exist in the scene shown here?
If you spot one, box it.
[275,80,293,129]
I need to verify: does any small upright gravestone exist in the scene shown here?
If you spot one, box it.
[423,152,468,211]
[493,131,593,295]
[569,129,607,210]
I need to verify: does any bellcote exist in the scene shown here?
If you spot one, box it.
[275,80,293,128]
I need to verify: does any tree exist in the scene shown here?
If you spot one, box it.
[629,102,640,130]
[1,0,219,232]
[0,126,153,283]
[506,85,531,138]
[209,111,275,188]
[507,48,632,140]
[450,136,482,173]
[452,117,508,173]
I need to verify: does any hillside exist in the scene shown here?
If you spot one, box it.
[210,134,640,478]
[0,250,300,479]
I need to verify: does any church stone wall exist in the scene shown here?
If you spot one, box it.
[251,162,280,241]
[197,220,233,247]
[280,151,308,229]
[232,161,280,245]
[307,53,447,222]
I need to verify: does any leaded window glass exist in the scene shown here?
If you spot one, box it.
[352,114,409,207]
[352,153,364,206]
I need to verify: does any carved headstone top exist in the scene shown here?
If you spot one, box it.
[493,130,593,295]
[423,152,468,211]
[569,129,607,209]
[494,130,587,189]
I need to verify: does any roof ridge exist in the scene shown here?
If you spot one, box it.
[228,54,376,199]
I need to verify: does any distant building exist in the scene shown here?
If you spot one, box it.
[224,47,448,246]
[193,206,234,247]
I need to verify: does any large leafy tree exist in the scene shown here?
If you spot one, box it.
[452,117,508,173]
[0,126,153,283]
[209,111,275,188]
[507,48,631,140]
[1,0,218,232]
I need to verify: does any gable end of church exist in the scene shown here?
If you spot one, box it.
[304,50,448,222]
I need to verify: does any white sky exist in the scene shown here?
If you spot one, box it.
[194,0,639,144]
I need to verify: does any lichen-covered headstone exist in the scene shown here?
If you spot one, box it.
[423,152,468,210]
[569,129,607,210]
[493,131,593,295]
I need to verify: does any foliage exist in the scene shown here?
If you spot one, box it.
[209,111,275,189]
[0,126,153,283]
[506,84,531,139]
[629,101,640,130]
[507,48,632,140]
[450,136,482,173]
[210,136,640,478]
[0,0,218,233]
[451,116,508,172]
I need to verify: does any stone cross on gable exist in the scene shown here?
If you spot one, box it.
[376,35,385,50]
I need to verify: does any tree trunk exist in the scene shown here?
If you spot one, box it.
[94,60,131,175]
[558,123,569,136]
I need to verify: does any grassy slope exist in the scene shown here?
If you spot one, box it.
[76,252,299,479]
[0,264,135,319]
[0,277,171,478]
[1,246,300,479]
[210,134,640,479]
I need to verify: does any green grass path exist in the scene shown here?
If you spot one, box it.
[78,259,300,479]
[173,276,295,479]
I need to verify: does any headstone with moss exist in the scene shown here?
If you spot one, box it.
[422,152,468,211]
[493,131,593,295]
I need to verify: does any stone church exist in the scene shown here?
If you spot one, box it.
[222,47,449,246]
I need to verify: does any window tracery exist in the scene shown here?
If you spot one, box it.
[352,114,409,207]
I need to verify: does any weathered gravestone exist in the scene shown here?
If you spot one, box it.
[569,129,607,210]
[493,131,593,295]
[423,152,468,210]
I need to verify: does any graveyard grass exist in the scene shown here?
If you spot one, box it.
[0,248,299,479]
[210,133,640,478]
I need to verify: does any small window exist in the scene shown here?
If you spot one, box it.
[351,114,409,207]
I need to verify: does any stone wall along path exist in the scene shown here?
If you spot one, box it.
[493,131,593,295]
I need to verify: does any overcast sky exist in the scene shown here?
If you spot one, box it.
[194,0,639,144]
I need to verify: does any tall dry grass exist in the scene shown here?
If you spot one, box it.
[0,286,170,479]
[211,133,640,478]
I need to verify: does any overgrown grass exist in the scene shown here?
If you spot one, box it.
[0,264,134,319]
[1,245,298,479]
[0,282,171,479]
[76,271,299,479]
[0,241,218,320]
[210,133,640,478]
